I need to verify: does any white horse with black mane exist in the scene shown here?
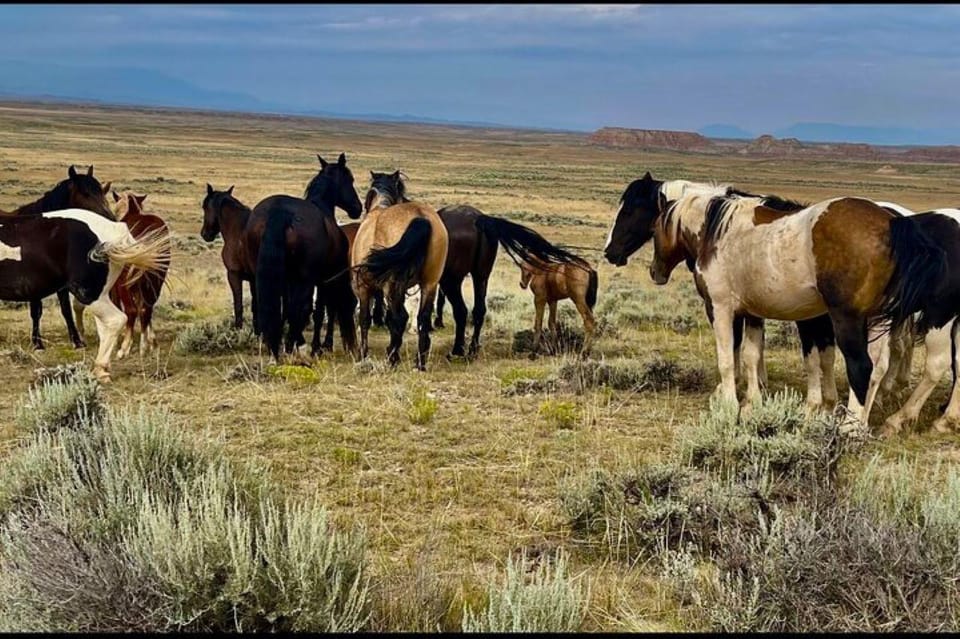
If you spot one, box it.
[0,208,170,382]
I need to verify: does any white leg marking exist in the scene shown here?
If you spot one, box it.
[884,323,951,436]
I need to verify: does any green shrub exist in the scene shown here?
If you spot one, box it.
[462,551,586,633]
[408,385,439,425]
[558,355,708,394]
[15,364,104,435]
[174,318,258,355]
[0,392,370,632]
[538,400,579,429]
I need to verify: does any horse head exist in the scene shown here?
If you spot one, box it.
[364,170,408,215]
[200,183,234,242]
[112,190,147,221]
[307,153,363,219]
[64,164,115,219]
[604,171,665,266]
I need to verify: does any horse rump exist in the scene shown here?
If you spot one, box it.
[363,217,432,290]
[874,215,949,337]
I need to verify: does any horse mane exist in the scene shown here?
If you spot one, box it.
[14,178,116,221]
[303,171,332,208]
[658,179,731,204]
[702,195,769,246]
[660,182,731,245]
[369,171,412,208]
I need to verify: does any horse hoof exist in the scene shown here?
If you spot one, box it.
[932,417,957,434]
[33,342,44,351]
[434,320,444,330]
[74,341,86,350]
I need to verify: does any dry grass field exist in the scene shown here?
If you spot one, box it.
[1,101,960,630]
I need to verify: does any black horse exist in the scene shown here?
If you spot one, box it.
[364,171,589,359]
[255,153,363,360]
[0,165,114,350]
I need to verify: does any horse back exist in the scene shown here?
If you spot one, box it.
[353,201,448,286]
[438,205,486,278]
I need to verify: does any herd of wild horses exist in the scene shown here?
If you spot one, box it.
[4,156,960,440]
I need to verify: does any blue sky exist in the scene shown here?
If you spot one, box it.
[1,4,959,139]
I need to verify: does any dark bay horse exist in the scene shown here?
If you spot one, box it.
[0,165,114,349]
[105,191,170,358]
[200,184,268,334]
[255,153,363,361]
[364,171,589,359]
[0,208,170,381]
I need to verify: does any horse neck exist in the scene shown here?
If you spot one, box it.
[12,184,67,215]
[305,178,337,215]
[219,198,252,240]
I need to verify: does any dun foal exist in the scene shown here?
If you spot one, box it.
[518,257,598,356]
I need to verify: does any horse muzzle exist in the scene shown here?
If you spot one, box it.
[650,265,670,286]
[604,250,628,267]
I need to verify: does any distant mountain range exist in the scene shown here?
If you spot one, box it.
[699,122,960,147]
[1,59,958,145]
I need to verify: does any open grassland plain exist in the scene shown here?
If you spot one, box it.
[2,102,960,631]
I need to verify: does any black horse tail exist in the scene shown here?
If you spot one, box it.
[874,215,948,338]
[475,214,588,268]
[586,269,598,310]
[363,217,432,290]
[256,208,293,358]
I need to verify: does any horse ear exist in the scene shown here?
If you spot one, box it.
[136,194,147,204]
[642,171,652,181]
[227,185,234,195]
[87,165,94,177]
[338,152,346,166]
[111,190,120,202]
[68,165,78,180]
[391,170,401,179]
[101,181,111,194]
[317,154,328,168]
[206,183,214,196]
[370,170,376,179]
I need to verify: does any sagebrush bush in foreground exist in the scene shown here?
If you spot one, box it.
[15,363,104,435]
[0,382,369,632]
[174,317,258,355]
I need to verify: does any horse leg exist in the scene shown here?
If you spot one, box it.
[796,316,834,413]
[443,278,468,359]
[933,320,960,433]
[883,322,951,436]
[711,305,739,408]
[386,283,409,367]
[30,299,44,350]
[58,290,84,348]
[880,320,913,402]
[249,278,260,336]
[532,297,546,356]
[732,313,744,392]
[142,304,157,354]
[434,287,446,329]
[311,287,326,356]
[323,299,336,351]
[572,295,596,359]
[468,274,489,358]
[228,270,244,329]
[116,307,137,360]
[417,284,439,371]
[86,295,127,383]
[757,323,768,390]
[741,315,764,411]
[829,310,874,433]
[73,297,87,342]
[548,301,559,352]
[288,282,312,363]
[356,285,372,361]
[372,291,386,328]
[335,280,358,359]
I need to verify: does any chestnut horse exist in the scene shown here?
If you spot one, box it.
[364,170,589,359]
[200,184,268,334]
[518,256,598,356]
[352,189,448,370]
[255,153,363,361]
[0,165,113,349]
[104,191,171,358]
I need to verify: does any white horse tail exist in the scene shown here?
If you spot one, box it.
[93,226,172,286]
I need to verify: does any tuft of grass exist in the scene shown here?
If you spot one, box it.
[407,385,439,425]
[559,355,709,394]
[499,367,559,396]
[538,400,580,430]
[173,318,258,355]
[267,364,322,384]
[462,550,586,633]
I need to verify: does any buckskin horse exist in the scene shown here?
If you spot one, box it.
[0,208,169,381]
[102,191,171,359]
[255,153,363,361]
[518,255,598,356]
[0,165,114,349]
[364,170,590,359]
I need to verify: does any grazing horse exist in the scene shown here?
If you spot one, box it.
[364,171,589,359]
[255,153,362,361]
[604,173,838,412]
[0,209,169,381]
[352,188,448,370]
[518,257,598,356]
[200,184,268,334]
[0,165,113,349]
[103,191,171,358]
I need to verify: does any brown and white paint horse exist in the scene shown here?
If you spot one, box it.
[104,191,170,359]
